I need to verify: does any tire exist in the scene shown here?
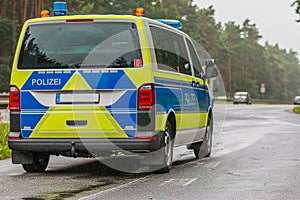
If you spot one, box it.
[193,113,213,158]
[155,120,174,173]
[22,153,50,173]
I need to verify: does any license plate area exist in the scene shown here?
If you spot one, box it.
[56,92,99,104]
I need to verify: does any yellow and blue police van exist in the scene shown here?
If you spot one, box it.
[9,3,218,173]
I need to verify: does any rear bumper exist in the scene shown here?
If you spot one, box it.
[233,99,250,103]
[8,137,162,155]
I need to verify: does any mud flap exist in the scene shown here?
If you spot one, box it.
[140,148,165,165]
[12,150,34,164]
[140,132,165,165]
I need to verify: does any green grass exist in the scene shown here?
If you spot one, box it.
[0,123,11,160]
[293,106,300,114]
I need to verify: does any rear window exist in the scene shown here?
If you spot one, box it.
[18,21,142,69]
[235,92,248,96]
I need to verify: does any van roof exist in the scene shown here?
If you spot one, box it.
[25,15,187,35]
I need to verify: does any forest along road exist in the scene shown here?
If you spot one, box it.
[1,104,300,200]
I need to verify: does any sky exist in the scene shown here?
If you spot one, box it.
[195,0,300,59]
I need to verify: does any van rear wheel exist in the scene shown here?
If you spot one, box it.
[159,120,174,173]
[22,153,50,173]
[193,113,213,158]
[150,120,174,173]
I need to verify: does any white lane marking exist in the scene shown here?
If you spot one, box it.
[182,178,197,186]
[160,178,197,187]
[79,175,152,200]
[160,179,176,186]
[214,134,264,157]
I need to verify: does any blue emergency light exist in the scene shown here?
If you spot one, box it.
[156,19,183,29]
[54,2,67,16]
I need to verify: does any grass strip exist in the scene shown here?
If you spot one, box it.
[293,106,300,114]
[0,123,11,160]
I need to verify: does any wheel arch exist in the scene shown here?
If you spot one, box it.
[166,110,176,139]
[208,107,213,126]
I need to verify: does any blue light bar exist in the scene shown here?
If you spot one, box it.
[54,2,67,16]
[156,19,183,29]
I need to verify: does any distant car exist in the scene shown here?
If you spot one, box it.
[293,96,300,105]
[233,91,252,105]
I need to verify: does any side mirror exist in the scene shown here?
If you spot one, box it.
[205,59,216,68]
[205,59,218,78]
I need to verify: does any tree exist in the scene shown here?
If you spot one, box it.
[90,0,180,19]
[0,0,7,17]
[221,20,269,98]
[0,17,17,56]
[0,57,11,92]
[0,17,17,92]
[292,0,300,22]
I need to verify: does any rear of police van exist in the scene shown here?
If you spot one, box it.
[8,15,159,171]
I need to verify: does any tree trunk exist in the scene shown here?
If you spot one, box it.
[22,0,28,24]
[11,0,16,20]
[37,0,41,17]
[28,0,34,19]
[35,0,38,18]
[41,0,44,10]
[226,57,232,95]
[1,0,7,17]
[19,0,23,24]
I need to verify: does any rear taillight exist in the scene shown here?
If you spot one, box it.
[9,85,20,112]
[138,83,155,110]
[8,132,21,141]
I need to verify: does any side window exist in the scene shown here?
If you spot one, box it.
[150,26,191,75]
[186,39,203,78]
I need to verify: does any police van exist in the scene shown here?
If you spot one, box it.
[9,3,218,173]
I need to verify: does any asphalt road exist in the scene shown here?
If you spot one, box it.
[1,104,300,200]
